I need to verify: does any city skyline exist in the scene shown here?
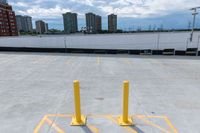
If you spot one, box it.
[8,0,200,30]
[14,12,200,32]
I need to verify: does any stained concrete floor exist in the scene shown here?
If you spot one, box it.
[0,52,199,133]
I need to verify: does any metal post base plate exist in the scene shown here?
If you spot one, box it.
[70,115,87,126]
[117,116,133,126]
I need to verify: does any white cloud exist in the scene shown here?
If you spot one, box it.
[10,0,200,19]
[9,2,29,7]
[97,0,200,18]
[70,0,94,6]
[110,0,144,6]
[16,5,71,19]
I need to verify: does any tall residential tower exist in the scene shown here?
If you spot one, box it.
[35,20,45,34]
[16,15,33,32]
[63,12,78,34]
[86,13,102,33]
[108,14,117,33]
[86,13,96,33]
[95,15,102,32]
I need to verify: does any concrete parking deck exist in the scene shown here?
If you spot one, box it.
[0,52,199,133]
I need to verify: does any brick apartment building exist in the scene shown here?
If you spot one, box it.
[0,1,18,36]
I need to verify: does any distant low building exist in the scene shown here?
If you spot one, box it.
[0,0,18,36]
[63,12,78,34]
[108,14,117,33]
[16,15,33,32]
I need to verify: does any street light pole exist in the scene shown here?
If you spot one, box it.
[197,35,200,56]
[190,7,200,42]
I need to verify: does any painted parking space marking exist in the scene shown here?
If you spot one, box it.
[34,114,178,133]
[97,57,100,65]
[164,117,178,133]
[65,59,71,64]
[45,117,65,133]
[87,124,99,133]
[136,117,169,133]
[32,57,49,64]
[124,59,133,65]
[134,115,178,133]
[34,115,48,133]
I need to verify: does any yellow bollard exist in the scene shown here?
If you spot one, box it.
[71,80,86,126]
[118,81,133,126]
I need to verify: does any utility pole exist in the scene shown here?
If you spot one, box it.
[190,7,200,42]
[197,35,200,56]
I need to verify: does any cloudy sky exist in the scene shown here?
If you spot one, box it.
[9,0,200,30]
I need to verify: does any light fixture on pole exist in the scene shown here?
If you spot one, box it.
[190,7,200,42]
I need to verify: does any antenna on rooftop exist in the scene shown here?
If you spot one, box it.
[190,7,200,42]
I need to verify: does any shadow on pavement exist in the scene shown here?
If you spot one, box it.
[81,126,94,133]
[130,126,145,133]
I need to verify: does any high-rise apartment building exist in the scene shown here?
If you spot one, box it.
[86,13,102,33]
[35,20,46,34]
[45,23,48,33]
[63,12,78,34]
[108,14,117,33]
[0,1,18,36]
[16,15,33,32]
[86,13,96,33]
[95,15,102,32]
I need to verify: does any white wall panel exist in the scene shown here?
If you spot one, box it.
[0,32,199,50]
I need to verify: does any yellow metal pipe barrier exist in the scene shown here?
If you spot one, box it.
[118,81,133,126]
[123,81,129,122]
[71,80,86,126]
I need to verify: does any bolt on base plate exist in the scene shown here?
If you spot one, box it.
[117,116,134,126]
[70,115,87,126]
